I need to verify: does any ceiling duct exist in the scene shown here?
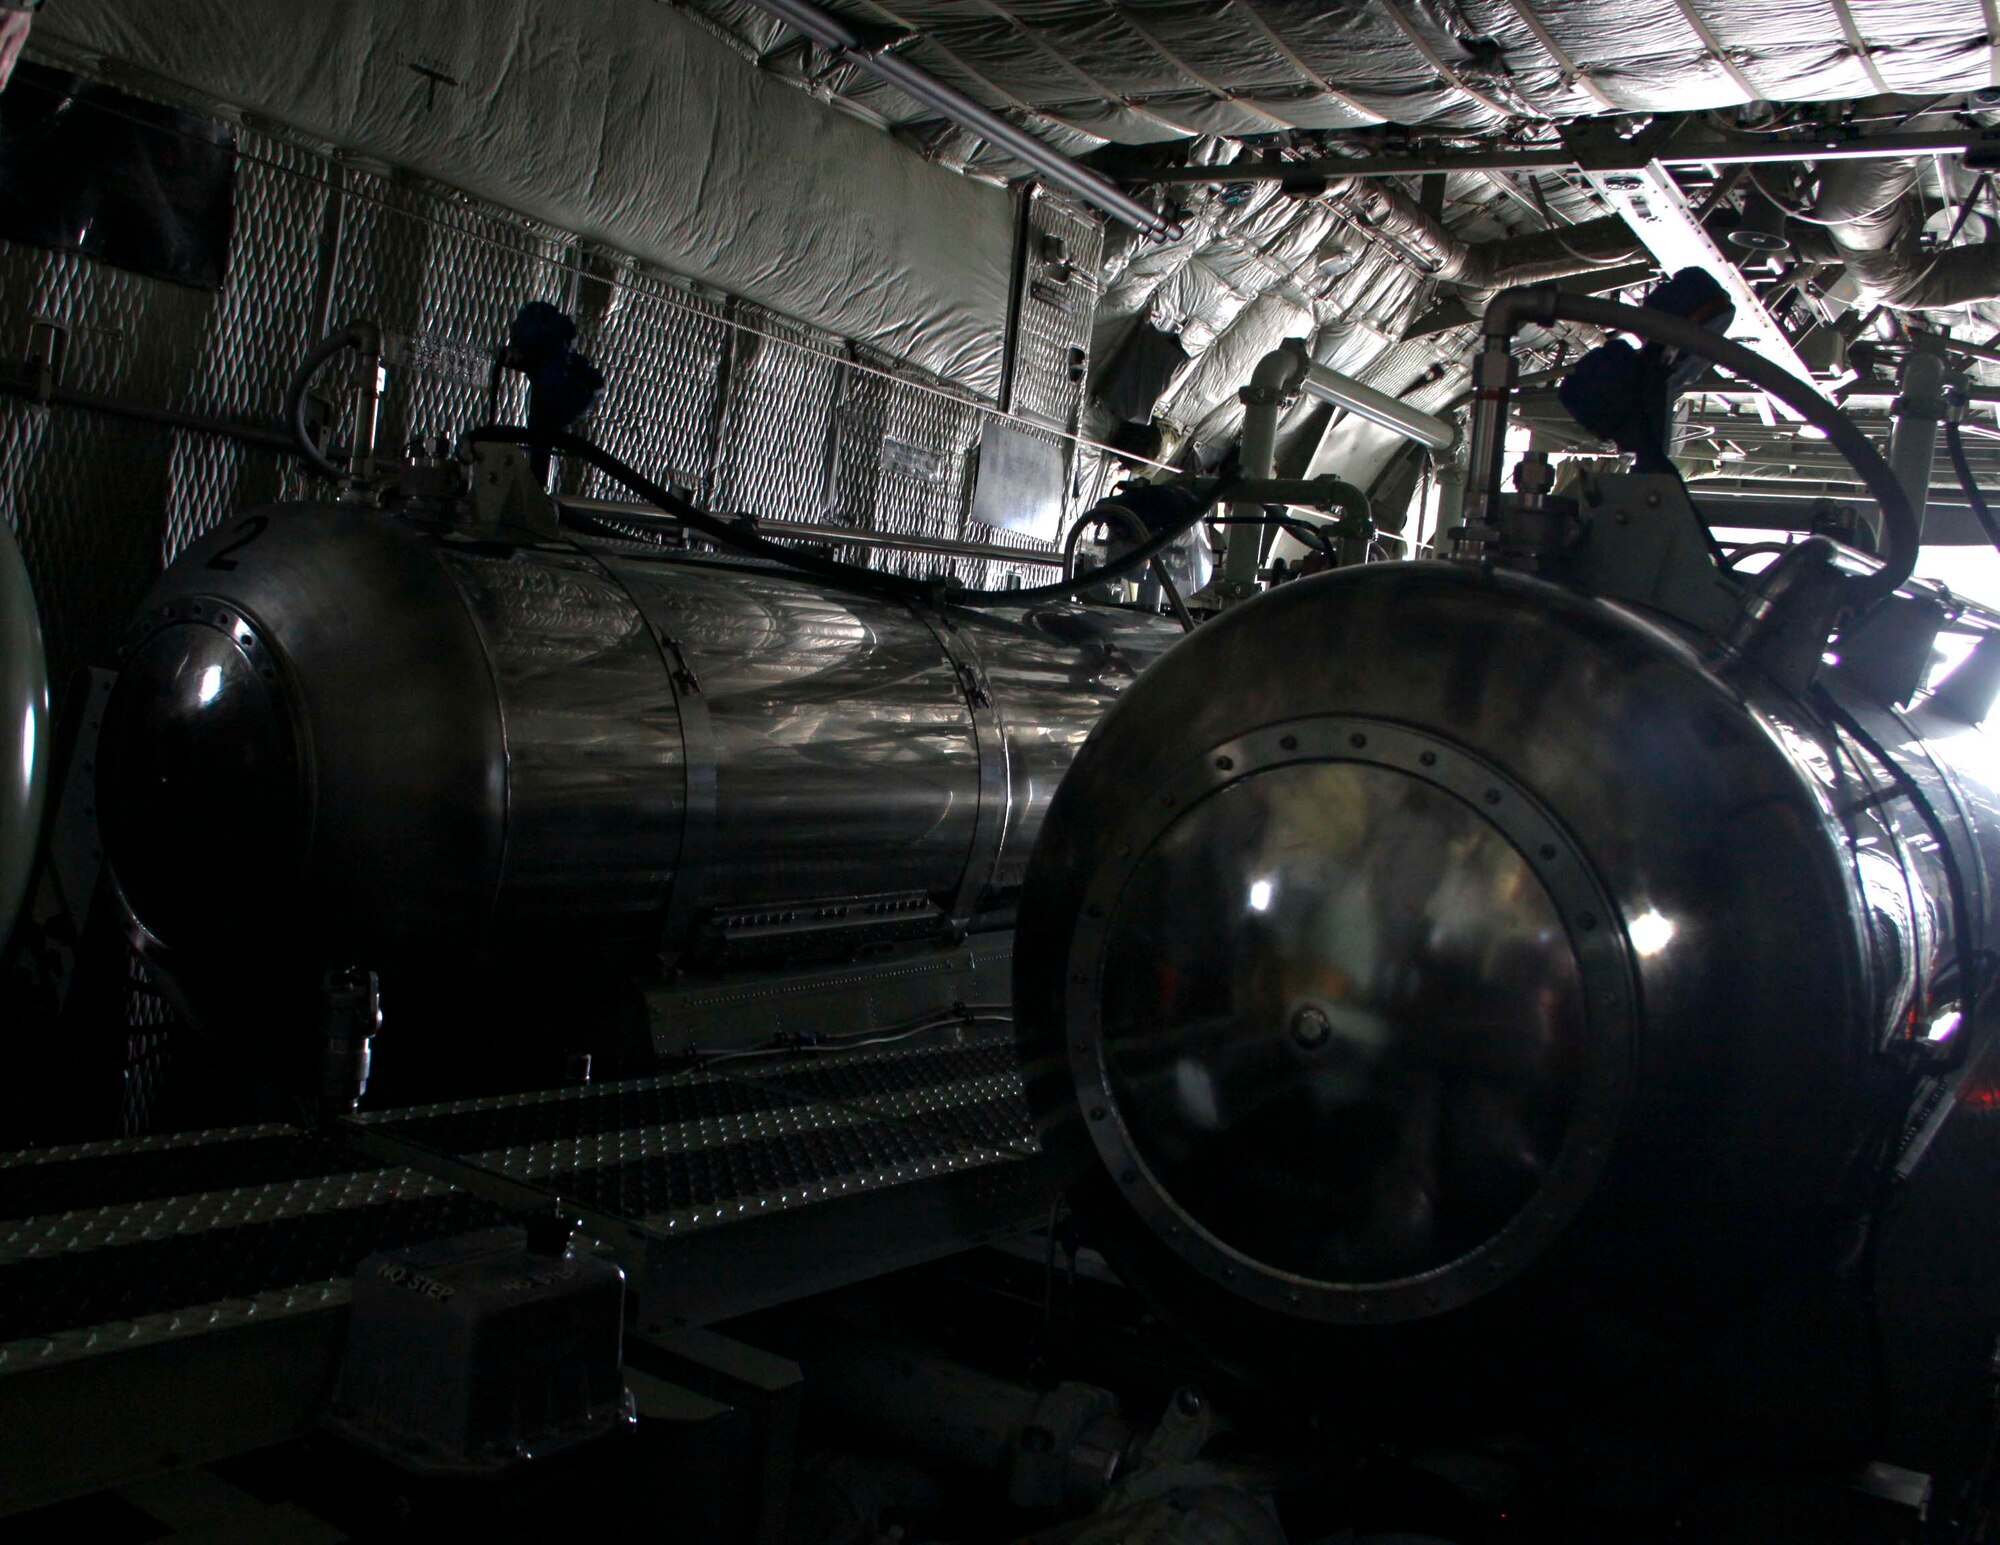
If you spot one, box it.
[1791,160,2000,310]
[1341,182,1643,293]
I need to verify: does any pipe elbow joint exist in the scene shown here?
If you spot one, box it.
[1242,338,1312,404]
[1481,285,1562,341]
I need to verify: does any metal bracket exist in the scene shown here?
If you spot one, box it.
[592,557,717,967]
[467,443,561,536]
[1577,162,1812,423]
[24,317,67,397]
[660,633,703,697]
[917,608,1008,935]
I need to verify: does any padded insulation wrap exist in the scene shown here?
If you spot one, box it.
[35,0,1013,397]
[685,0,1997,137]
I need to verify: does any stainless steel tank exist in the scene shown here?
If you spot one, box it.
[0,514,48,952]
[1015,557,2000,1404]
[95,504,1179,1005]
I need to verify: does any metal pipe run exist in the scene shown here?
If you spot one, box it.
[0,372,298,454]
[735,0,1179,238]
[1221,341,1312,592]
[1301,363,1456,452]
[557,495,1068,569]
[1681,485,2000,548]
[1129,122,2000,185]
[1889,346,1947,537]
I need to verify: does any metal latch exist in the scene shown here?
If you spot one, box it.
[656,630,702,695]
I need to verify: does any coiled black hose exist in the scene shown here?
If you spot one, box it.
[1064,501,1196,631]
[1482,287,1921,610]
[462,424,1236,610]
[1944,403,2000,557]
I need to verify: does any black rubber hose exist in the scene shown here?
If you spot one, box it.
[285,325,368,481]
[1068,502,1196,631]
[1482,287,1921,610]
[1719,540,1796,571]
[463,424,1233,609]
[1944,411,2000,556]
[1207,512,1337,558]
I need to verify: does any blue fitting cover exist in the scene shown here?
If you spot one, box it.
[1557,267,1735,470]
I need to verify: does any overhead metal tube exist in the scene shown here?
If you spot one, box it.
[735,0,1179,238]
[1125,124,1995,184]
[1890,346,1947,537]
[1461,337,1518,542]
[1301,363,1456,452]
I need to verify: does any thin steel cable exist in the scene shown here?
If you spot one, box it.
[1661,0,1771,103]
[1375,0,1520,121]
[1496,0,1619,112]
[1825,0,1893,97]
[1229,0,1382,127]
[1095,1,1305,135]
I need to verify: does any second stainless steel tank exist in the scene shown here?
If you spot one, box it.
[96,505,1181,982]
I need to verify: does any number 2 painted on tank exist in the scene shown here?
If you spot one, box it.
[206,514,270,571]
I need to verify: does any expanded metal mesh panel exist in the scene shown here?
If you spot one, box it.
[120,959,176,1139]
[711,308,842,524]
[7,247,217,404]
[834,349,976,571]
[0,400,41,545]
[0,133,320,588]
[570,256,730,504]
[329,171,571,456]
[1011,193,1102,435]
[0,240,213,682]
[162,433,291,563]
[158,132,331,559]
[3,107,1091,652]
[179,133,327,424]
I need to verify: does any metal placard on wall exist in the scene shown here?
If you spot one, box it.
[969,420,1066,544]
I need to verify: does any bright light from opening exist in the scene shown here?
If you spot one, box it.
[1927,1008,1964,1043]
[196,664,223,706]
[1247,878,1275,913]
[1927,632,1979,695]
[1627,909,1677,957]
